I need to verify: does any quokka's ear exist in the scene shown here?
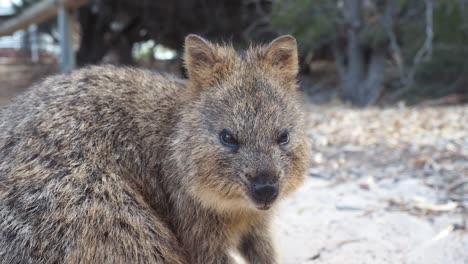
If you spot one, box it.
[264,35,299,83]
[184,34,228,92]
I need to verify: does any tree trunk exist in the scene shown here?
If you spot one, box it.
[359,50,386,106]
[115,38,134,65]
[76,5,109,66]
[335,0,397,106]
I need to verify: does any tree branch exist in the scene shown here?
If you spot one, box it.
[407,0,433,85]
[382,0,404,81]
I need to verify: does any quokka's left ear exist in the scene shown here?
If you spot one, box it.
[263,35,299,83]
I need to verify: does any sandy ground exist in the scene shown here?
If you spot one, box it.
[275,177,468,264]
[273,104,468,264]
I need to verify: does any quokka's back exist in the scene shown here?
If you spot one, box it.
[0,66,190,264]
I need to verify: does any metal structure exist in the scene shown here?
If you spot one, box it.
[57,5,75,72]
[29,24,39,63]
[0,0,88,72]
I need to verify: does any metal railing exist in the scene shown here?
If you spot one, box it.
[0,0,89,72]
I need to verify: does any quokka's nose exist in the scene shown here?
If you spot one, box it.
[252,182,278,204]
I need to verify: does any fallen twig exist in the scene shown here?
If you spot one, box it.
[447,178,468,192]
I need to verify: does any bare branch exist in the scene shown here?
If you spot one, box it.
[381,0,404,83]
[407,0,433,85]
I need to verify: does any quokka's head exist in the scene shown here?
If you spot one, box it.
[172,34,309,213]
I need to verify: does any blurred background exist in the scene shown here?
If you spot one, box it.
[0,0,467,106]
[0,1,467,263]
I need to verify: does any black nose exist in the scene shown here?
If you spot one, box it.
[252,183,278,204]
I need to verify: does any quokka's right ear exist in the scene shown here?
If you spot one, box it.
[263,35,299,84]
[184,35,230,92]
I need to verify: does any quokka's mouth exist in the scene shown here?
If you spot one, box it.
[249,193,278,211]
[254,201,272,210]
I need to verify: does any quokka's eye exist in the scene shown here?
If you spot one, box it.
[278,131,290,145]
[219,129,239,150]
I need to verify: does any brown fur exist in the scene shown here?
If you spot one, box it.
[0,35,309,263]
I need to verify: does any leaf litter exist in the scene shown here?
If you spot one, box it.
[273,103,468,264]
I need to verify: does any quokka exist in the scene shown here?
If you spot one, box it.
[0,34,309,264]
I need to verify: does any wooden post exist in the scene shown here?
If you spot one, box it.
[58,5,75,73]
